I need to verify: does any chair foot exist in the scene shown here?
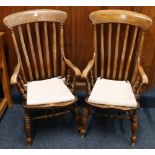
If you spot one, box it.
[26,137,32,145]
[81,135,85,138]
[80,106,91,138]
[131,136,137,145]
[78,126,82,133]
[80,129,86,138]
[24,110,32,145]
[131,142,136,147]
[130,110,138,145]
[71,105,81,132]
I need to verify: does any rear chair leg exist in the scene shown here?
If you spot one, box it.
[71,105,81,132]
[80,105,91,138]
[130,110,139,146]
[24,109,32,145]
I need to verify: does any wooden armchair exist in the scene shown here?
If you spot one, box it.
[80,10,152,145]
[3,9,81,144]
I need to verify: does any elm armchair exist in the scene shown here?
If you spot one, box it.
[3,9,81,144]
[80,10,152,145]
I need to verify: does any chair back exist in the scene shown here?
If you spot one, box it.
[3,9,67,82]
[89,10,152,84]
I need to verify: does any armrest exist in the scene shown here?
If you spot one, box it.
[81,53,95,79]
[10,61,20,85]
[63,55,81,77]
[137,64,148,84]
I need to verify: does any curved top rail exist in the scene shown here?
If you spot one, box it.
[89,10,152,29]
[3,9,67,28]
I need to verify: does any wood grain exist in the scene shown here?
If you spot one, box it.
[0,6,155,87]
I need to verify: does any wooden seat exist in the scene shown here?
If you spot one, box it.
[3,9,81,144]
[80,10,152,145]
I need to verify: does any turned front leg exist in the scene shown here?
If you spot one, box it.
[24,109,31,145]
[80,105,91,138]
[130,110,139,145]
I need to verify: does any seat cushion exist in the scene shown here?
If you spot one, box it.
[27,78,75,105]
[88,78,137,107]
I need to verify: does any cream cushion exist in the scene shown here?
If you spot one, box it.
[88,78,137,107]
[27,78,75,105]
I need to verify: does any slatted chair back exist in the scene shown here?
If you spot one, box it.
[3,9,67,83]
[89,10,152,85]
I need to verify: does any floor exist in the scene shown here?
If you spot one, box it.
[0,89,155,149]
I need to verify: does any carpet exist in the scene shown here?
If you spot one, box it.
[0,89,155,149]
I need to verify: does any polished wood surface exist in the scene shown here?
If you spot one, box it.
[80,9,152,145]
[82,9,151,97]
[4,9,81,144]
[3,9,67,28]
[0,6,154,87]
[88,10,152,83]
[89,10,152,29]
[3,9,69,82]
